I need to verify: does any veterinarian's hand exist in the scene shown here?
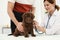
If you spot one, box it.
[17,22,24,32]
[33,20,39,28]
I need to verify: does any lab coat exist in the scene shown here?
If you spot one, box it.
[41,10,60,35]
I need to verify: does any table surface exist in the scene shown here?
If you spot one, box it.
[0,33,60,40]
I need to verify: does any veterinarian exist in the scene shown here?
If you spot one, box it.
[7,0,36,35]
[35,0,60,35]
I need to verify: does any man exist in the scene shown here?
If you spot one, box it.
[7,0,36,35]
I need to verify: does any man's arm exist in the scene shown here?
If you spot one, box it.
[7,2,18,26]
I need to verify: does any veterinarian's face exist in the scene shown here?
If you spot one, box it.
[44,1,55,13]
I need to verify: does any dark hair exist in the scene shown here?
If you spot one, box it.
[44,0,60,11]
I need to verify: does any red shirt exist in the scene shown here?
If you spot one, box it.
[13,2,32,13]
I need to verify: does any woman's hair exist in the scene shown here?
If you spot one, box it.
[43,0,60,11]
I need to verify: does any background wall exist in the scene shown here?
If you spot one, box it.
[0,0,60,34]
[0,0,45,27]
[0,0,10,34]
[0,0,10,27]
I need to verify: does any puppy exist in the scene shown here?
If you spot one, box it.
[13,12,36,37]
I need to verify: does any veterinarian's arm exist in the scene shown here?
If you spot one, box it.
[7,2,19,26]
[34,21,46,33]
[36,26,46,33]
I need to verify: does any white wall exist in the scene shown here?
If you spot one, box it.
[0,0,44,27]
[34,0,45,25]
[0,0,10,26]
[56,0,60,7]
[0,0,60,34]
[0,0,44,34]
[0,0,10,33]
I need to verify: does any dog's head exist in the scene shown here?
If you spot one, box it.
[22,12,35,23]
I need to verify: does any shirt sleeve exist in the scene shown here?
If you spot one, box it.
[40,14,46,27]
[40,20,45,27]
[8,0,16,3]
[46,16,60,35]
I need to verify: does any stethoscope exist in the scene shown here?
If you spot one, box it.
[35,14,51,34]
[35,26,43,34]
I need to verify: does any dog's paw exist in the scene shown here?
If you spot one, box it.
[24,35,29,37]
[31,34,36,37]
[13,34,19,37]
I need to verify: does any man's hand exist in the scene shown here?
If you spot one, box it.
[16,22,24,32]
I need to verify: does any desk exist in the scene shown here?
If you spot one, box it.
[0,34,60,40]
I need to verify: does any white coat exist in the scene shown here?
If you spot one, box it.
[41,10,60,35]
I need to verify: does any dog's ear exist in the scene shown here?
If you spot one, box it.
[31,13,35,19]
[22,13,25,19]
[22,13,26,22]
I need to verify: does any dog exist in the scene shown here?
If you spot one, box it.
[13,12,36,37]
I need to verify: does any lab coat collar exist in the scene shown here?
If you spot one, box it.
[47,9,58,17]
[52,9,58,16]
